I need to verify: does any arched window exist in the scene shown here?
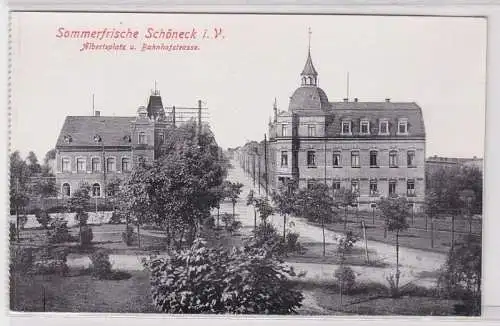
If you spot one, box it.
[62,183,71,197]
[92,183,101,197]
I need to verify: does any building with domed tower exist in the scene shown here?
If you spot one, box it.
[53,89,204,199]
[265,43,426,211]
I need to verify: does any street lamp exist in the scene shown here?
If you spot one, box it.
[94,134,105,222]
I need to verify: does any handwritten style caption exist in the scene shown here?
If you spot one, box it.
[55,27,225,52]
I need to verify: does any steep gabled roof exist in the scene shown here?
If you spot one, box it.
[55,116,134,148]
[147,94,164,119]
[301,51,318,76]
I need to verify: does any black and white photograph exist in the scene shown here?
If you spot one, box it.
[8,12,485,316]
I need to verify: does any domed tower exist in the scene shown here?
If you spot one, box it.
[289,30,329,112]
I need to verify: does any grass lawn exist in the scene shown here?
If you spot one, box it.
[10,270,156,313]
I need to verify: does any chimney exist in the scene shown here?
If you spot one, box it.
[343,98,348,102]
[385,98,391,102]
[354,98,358,102]
[95,110,101,117]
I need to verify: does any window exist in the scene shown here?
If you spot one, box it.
[351,180,359,194]
[389,181,397,196]
[92,183,101,197]
[62,183,71,197]
[76,158,86,173]
[138,132,147,144]
[122,158,131,172]
[308,125,316,137]
[281,151,288,167]
[389,150,398,167]
[360,120,370,134]
[370,150,378,167]
[333,152,341,167]
[91,158,101,172]
[106,157,116,172]
[307,180,315,190]
[370,180,378,196]
[307,151,316,166]
[407,150,416,167]
[62,158,71,172]
[342,121,351,135]
[332,181,341,194]
[407,179,416,197]
[351,151,360,168]
[398,120,408,134]
[158,132,165,144]
[282,124,288,137]
[379,120,389,135]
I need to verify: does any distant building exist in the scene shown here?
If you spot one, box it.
[426,155,483,175]
[54,90,173,198]
[239,45,426,211]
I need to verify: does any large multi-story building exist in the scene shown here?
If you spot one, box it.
[241,47,426,211]
[54,90,173,199]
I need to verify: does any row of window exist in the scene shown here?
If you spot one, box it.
[280,119,408,137]
[280,150,416,168]
[306,179,416,197]
[61,182,105,198]
[64,132,165,145]
[61,157,132,173]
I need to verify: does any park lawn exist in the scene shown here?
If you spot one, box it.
[292,279,461,316]
[10,270,156,313]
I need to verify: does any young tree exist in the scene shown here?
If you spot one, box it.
[68,184,91,244]
[295,183,336,257]
[378,196,410,294]
[10,151,31,240]
[211,185,227,229]
[424,190,441,231]
[271,182,297,240]
[246,189,257,230]
[334,187,357,230]
[225,181,243,219]
[254,197,274,228]
[335,231,359,306]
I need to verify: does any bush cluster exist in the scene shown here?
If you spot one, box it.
[47,218,75,244]
[89,249,112,279]
[109,211,124,224]
[31,259,68,276]
[9,246,34,274]
[143,238,303,314]
[334,266,356,294]
[34,209,52,229]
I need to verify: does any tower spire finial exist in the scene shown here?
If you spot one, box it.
[308,27,312,53]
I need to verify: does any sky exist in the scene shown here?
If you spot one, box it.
[10,12,486,160]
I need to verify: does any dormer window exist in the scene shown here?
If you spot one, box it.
[379,120,389,135]
[63,135,72,144]
[123,135,131,143]
[93,135,102,143]
[397,119,408,135]
[360,120,370,135]
[341,121,352,135]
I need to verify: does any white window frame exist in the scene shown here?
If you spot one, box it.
[106,156,117,172]
[61,157,71,172]
[76,157,86,173]
[369,150,378,167]
[281,124,288,137]
[389,150,398,168]
[91,156,101,172]
[138,132,147,144]
[280,151,288,167]
[332,151,341,167]
[92,182,101,198]
[360,120,370,135]
[379,120,389,135]
[351,151,360,168]
[61,183,71,197]
[397,119,409,135]
[407,179,416,197]
[122,157,131,172]
[341,121,352,135]
[389,180,397,196]
[407,150,416,167]
[369,180,378,196]
[307,150,316,167]
[307,125,316,137]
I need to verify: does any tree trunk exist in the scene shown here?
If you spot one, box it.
[137,223,141,248]
[254,207,257,231]
[283,214,286,240]
[396,229,400,294]
[344,206,347,230]
[16,204,20,242]
[232,202,236,219]
[217,206,220,229]
[322,216,326,257]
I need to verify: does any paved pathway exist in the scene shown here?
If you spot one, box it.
[220,160,446,288]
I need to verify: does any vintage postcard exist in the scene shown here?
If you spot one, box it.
[8,12,485,316]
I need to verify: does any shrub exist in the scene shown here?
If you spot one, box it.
[49,246,69,262]
[109,211,123,224]
[249,224,285,256]
[9,222,17,242]
[334,266,356,294]
[143,238,303,314]
[386,274,399,298]
[286,231,304,254]
[89,249,112,279]
[35,209,52,229]
[80,225,93,247]
[31,259,68,276]
[47,218,74,244]
[9,246,34,274]
[122,225,135,246]
[221,213,234,231]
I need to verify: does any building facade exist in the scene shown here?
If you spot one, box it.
[54,90,173,198]
[426,155,483,175]
[241,48,426,210]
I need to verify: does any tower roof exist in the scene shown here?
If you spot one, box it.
[147,92,164,119]
[301,50,318,76]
